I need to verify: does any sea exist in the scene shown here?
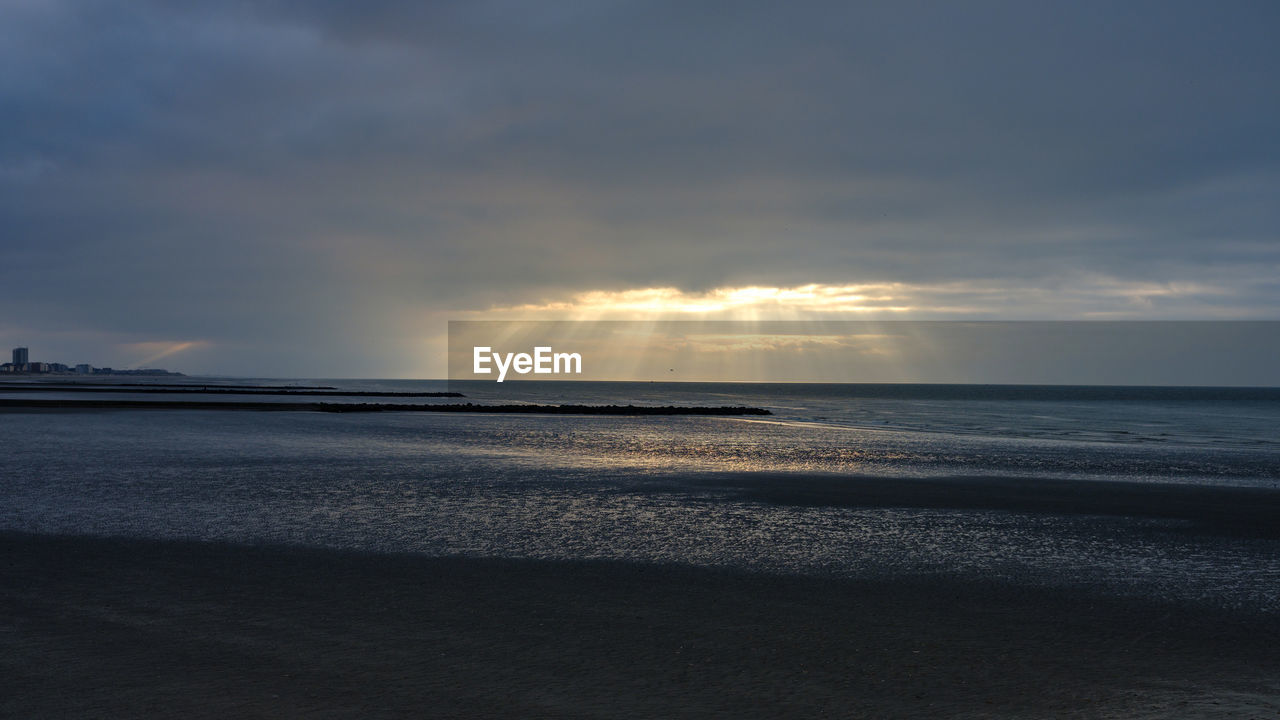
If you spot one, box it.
[3,380,1279,612]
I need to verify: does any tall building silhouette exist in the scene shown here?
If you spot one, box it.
[12,347,28,369]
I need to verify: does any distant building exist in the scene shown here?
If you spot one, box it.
[0,363,12,373]
[12,347,28,370]
[28,362,47,373]
[76,364,92,374]
[96,367,114,374]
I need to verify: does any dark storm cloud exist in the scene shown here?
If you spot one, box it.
[1,0,1278,375]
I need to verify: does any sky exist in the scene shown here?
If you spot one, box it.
[2,0,1278,378]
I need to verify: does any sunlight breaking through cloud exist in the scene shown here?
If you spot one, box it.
[123,340,210,369]
[476,278,1247,321]
[496,284,915,318]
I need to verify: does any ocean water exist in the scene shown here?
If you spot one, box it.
[2,381,1279,611]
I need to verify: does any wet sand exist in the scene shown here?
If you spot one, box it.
[3,531,1278,718]
[676,472,1280,538]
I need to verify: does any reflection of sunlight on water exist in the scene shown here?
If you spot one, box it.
[423,415,1277,486]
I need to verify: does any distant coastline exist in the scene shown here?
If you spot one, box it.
[4,345,182,377]
[0,368,185,377]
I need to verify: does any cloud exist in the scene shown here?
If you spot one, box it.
[1,0,1278,376]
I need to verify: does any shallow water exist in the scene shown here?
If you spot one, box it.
[2,381,1279,611]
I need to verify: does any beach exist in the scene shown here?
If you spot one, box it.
[8,0,1280,713]
[4,531,1278,719]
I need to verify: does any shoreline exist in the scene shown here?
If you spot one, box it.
[3,531,1278,718]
